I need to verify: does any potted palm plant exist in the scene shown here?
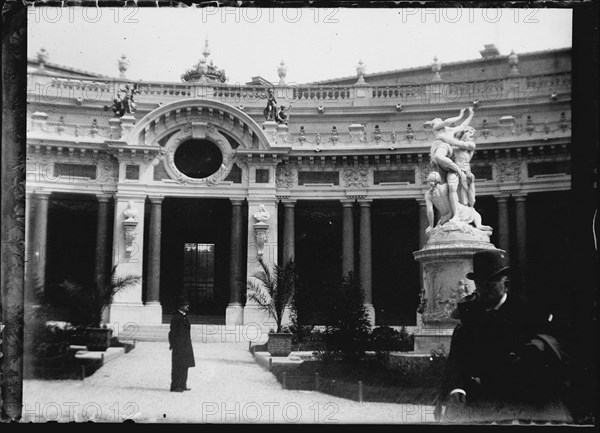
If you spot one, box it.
[248,258,298,357]
[38,265,140,351]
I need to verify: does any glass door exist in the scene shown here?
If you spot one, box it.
[182,243,215,314]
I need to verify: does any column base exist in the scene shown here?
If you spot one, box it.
[141,302,163,324]
[226,303,244,328]
[243,304,275,333]
[365,303,375,327]
[108,302,144,329]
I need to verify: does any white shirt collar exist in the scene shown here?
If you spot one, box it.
[486,293,507,311]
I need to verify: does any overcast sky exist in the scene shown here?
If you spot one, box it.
[27,7,572,84]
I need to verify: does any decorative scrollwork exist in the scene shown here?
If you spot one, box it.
[342,166,369,188]
[163,123,235,186]
[276,164,296,188]
[496,160,522,182]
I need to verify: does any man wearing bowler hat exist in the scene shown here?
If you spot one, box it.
[436,249,569,422]
[169,296,195,392]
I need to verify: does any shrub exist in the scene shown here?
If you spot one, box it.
[369,326,414,365]
[320,272,372,363]
[389,344,448,387]
[36,266,140,328]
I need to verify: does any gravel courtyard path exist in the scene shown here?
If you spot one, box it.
[23,342,437,424]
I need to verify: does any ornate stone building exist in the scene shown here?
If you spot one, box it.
[26,44,572,329]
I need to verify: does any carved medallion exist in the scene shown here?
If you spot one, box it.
[496,160,522,182]
[342,166,369,188]
[275,164,296,189]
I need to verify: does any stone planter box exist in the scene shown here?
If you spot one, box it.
[267,332,293,357]
[82,327,113,352]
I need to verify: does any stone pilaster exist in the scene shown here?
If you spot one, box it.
[496,195,510,255]
[514,194,528,299]
[108,194,146,327]
[26,191,50,303]
[226,199,245,327]
[358,199,375,325]
[282,200,296,265]
[95,194,112,292]
[244,199,279,330]
[341,199,355,278]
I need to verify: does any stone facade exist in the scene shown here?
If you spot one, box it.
[25,48,572,331]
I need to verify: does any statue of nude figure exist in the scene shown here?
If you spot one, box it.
[452,125,477,207]
[429,107,475,221]
[424,172,492,236]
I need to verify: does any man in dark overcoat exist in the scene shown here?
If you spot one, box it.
[436,250,570,422]
[169,297,195,392]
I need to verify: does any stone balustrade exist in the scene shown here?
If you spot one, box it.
[27,71,571,108]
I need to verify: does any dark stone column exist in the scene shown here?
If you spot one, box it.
[417,198,428,249]
[341,199,355,278]
[359,200,373,305]
[514,194,528,297]
[496,195,510,255]
[282,200,296,265]
[229,199,244,306]
[146,196,163,304]
[95,195,111,291]
[416,198,428,321]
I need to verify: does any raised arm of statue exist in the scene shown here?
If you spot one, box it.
[458,106,474,129]
[432,108,465,131]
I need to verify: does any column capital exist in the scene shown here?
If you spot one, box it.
[340,199,356,207]
[513,193,528,201]
[27,190,51,200]
[230,199,244,207]
[96,194,113,203]
[148,195,164,204]
[494,194,510,203]
[358,199,373,207]
[281,199,297,207]
[416,197,427,206]
[115,193,146,203]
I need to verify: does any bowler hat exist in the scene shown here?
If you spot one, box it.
[466,250,510,281]
[175,296,190,307]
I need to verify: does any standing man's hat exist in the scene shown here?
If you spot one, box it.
[466,250,510,280]
[175,296,190,307]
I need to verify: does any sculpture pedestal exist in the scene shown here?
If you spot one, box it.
[413,221,501,354]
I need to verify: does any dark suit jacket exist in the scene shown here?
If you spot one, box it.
[168,311,195,368]
[442,293,567,404]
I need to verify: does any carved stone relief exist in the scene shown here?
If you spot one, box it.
[496,160,522,182]
[275,164,297,188]
[342,166,369,188]
[163,121,235,186]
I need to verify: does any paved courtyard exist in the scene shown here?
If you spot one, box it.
[23,341,438,424]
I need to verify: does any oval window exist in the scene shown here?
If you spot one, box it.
[174,139,223,179]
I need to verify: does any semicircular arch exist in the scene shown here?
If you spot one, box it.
[129,98,270,150]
